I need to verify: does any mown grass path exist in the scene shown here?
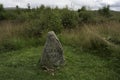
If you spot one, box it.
[0,46,119,80]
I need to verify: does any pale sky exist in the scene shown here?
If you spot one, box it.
[0,0,120,11]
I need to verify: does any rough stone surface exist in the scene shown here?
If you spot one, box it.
[40,31,65,69]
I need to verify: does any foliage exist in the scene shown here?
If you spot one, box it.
[0,3,120,79]
[27,3,31,10]
[0,4,5,20]
[47,12,63,33]
[0,4,4,11]
[98,5,111,17]
[78,11,94,23]
[15,5,21,14]
[61,9,79,28]
[78,6,87,12]
[59,22,120,75]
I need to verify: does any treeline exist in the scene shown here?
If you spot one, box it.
[0,4,120,30]
[0,4,120,40]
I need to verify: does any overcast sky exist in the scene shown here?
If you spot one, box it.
[0,0,120,11]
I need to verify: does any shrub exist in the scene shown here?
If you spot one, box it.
[0,4,4,11]
[79,11,94,23]
[15,5,21,14]
[78,6,87,12]
[24,11,63,37]
[61,10,79,29]
[0,4,5,20]
[98,5,111,17]
[47,12,63,33]
[24,20,43,38]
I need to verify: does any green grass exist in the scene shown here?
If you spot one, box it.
[0,46,119,80]
[0,6,120,80]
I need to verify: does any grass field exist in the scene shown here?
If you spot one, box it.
[0,22,120,80]
[0,4,120,80]
[0,46,120,80]
[0,6,120,80]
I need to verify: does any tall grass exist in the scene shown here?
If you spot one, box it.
[0,21,24,40]
[0,21,23,52]
[0,21,42,52]
[0,20,120,53]
[59,22,120,55]
[59,22,120,74]
[0,19,120,75]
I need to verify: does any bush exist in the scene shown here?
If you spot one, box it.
[78,6,87,12]
[98,5,111,17]
[61,10,79,29]
[0,4,6,20]
[24,11,63,37]
[24,20,43,38]
[79,11,94,23]
[47,12,63,33]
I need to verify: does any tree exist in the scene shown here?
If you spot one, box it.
[16,5,20,14]
[0,4,5,20]
[61,10,78,29]
[40,5,45,10]
[16,5,19,9]
[98,5,111,17]
[79,11,93,23]
[0,4,4,11]
[27,3,31,10]
[47,12,63,33]
[78,6,87,12]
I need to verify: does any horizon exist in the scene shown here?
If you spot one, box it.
[0,0,120,11]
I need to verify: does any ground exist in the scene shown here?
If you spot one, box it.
[0,46,119,80]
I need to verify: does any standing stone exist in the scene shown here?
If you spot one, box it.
[40,31,65,69]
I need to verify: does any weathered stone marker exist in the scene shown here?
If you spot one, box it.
[40,31,65,69]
